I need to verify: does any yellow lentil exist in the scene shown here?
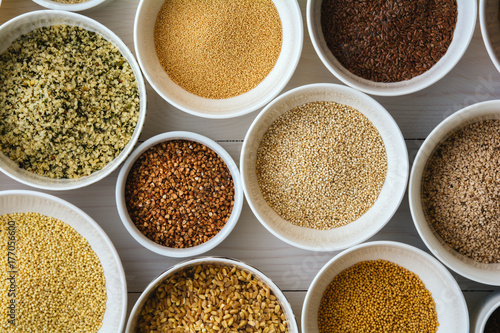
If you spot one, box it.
[0,212,106,332]
[318,260,438,333]
[154,0,282,99]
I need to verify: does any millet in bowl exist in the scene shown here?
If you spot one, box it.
[32,0,110,11]
[0,10,146,190]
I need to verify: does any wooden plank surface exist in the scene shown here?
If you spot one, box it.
[1,0,499,331]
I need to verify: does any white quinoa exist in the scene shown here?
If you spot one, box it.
[0,25,140,179]
[256,101,387,230]
[0,212,106,332]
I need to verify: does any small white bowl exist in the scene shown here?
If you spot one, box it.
[126,257,298,332]
[307,0,477,96]
[0,190,127,332]
[133,0,303,118]
[0,11,146,191]
[480,0,500,73]
[116,131,244,257]
[32,0,110,11]
[409,100,500,286]
[472,291,500,333]
[241,83,408,252]
[302,241,468,333]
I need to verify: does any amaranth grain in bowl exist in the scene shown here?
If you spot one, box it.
[0,25,140,179]
[0,212,106,332]
[256,101,387,230]
[422,119,500,264]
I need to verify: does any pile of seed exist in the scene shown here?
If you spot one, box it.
[49,0,89,3]
[422,119,500,264]
[154,0,282,99]
[136,263,289,332]
[0,25,140,179]
[0,212,106,332]
[485,306,500,333]
[125,140,235,248]
[320,0,457,82]
[256,101,387,230]
[318,260,438,332]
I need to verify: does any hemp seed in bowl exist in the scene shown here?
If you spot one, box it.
[0,24,139,180]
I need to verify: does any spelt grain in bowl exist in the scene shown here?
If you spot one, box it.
[0,11,146,190]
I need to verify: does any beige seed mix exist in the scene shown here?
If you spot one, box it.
[318,260,438,333]
[0,25,140,179]
[256,101,387,230]
[48,0,90,3]
[136,263,289,333]
[154,0,282,99]
[0,212,106,332]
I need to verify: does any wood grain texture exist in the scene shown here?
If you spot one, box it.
[1,0,500,331]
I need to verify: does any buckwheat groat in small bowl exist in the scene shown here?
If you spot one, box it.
[0,10,146,190]
[409,100,500,286]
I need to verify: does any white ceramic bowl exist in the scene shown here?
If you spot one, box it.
[133,0,303,118]
[0,190,127,332]
[472,291,500,333]
[32,0,110,11]
[302,241,468,333]
[480,0,500,73]
[241,83,408,252]
[409,100,500,286]
[307,0,477,96]
[126,257,298,332]
[0,10,146,191]
[116,131,244,257]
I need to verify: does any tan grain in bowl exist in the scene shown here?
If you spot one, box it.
[126,257,298,333]
[0,10,146,191]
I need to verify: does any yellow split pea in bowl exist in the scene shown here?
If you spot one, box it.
[241,84,408,251]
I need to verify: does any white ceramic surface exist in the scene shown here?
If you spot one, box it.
[307,0,477,96]
[116,131,244,257]
[0,190,127,332]
[302,241,469,333]
[472,291,500,332]
[133,0,303,118]
[0,10,147,191]
[125,257,298,333]
[480,0,500,73]
[32,0,110,11]
[240,83,408,252]
[409,100,500,286]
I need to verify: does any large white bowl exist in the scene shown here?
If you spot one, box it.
[0,10,147,191]
[302,241,468,333]
[126,257,298,332]
[32,0,110,11]
[480,0,500,73]
[116,131,244,257]
[241,83,408,251]
[307,0,477,96]
[133,0,303,118]
[0,190,127,332]
[472,291,500,333]
[409,100,500,286]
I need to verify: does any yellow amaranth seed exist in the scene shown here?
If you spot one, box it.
[0,212,106,332]
[256,101,387,230]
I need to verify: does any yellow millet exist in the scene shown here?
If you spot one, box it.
[318,260,438,333]
[0,212,106,332]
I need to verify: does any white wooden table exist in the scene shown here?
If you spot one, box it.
[1,0,500,331]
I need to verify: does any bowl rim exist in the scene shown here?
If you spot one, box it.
[409,100,500,286]
[301,240,469,333]
[32,0,108,11]
[0,189,127,332]
[473,291,500,332]
[0,10,147,191]
[240,83,408,252]
[115,131,244,257]
[306,0,477,96]
[133,0,303,119]
[125,256,298,333]
[479,0,500,73]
